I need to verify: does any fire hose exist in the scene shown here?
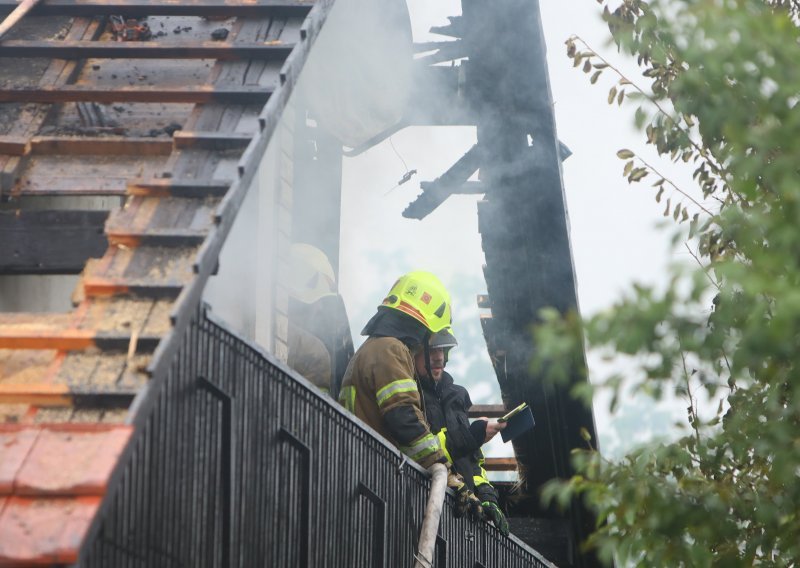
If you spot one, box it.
[413,462,448,568]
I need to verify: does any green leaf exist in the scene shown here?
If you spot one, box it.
[630,167,649,182]
[623,160,634,176]
[617,149,635,159]
[557,2,800,562]
[608,86,618,104]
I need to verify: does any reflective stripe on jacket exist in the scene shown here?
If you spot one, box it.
[338,336,445,468]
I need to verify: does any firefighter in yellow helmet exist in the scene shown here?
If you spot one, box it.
[338,271,452,469]
[287,243,354,398]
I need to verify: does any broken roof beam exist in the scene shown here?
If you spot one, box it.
[0,0,313,18]
[402,143,481,220]
[0,41,295,61]
[0,210,108,275]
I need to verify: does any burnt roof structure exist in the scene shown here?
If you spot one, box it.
[0,1,600,566]
[0,2,330,563]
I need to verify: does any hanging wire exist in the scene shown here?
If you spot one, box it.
[389,136,409,173]
[384,136,417,195]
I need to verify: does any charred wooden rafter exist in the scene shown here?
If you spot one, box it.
[0,0,313,17]
[0,384,138,408]
[126,179,232,198]
[172,131,255,150]
[0,85,272,104]
[0,40,295,61]
[0,1,344,565]
[28,136,173,156]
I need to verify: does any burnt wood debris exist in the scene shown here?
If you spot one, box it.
[0,1,599,566]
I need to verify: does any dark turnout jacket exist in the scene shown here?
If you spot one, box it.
[418,371,499,503]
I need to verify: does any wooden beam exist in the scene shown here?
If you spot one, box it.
[0,328,160,351]
[0,384,71,406]
[30,136,173,156]
[107,228,207,248]
[127,178,231,198]
[0,0,313,17]
[0,383,137,408]
[0,40,294,61]
[468,404,506,418]
[484,457,518,471]
[0,85,272,104]
[0,135,29,156]
[173,131,254,151]
[0,210,108,274]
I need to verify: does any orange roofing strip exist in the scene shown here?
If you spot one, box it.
[15,425,133,496]
[0,384,71,407]
[82,279,131,297]
[126,182,171,198]
[105,233,143,248]
[0,427,41,496]
[0,496,101,565]
[0,329,95,350]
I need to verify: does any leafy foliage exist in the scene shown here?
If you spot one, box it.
[537,1,800,565]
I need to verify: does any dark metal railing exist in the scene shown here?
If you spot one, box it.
[80,305,554,567]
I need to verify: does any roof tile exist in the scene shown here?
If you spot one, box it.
[0,427,41,496]
[15,425,132,497]
[0,496,100,565]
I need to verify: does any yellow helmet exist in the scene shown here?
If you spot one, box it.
[430,327,458,349]
[381,271,452,333]
[289,243,336,304]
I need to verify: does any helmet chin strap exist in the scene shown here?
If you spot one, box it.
[423,330,433,379]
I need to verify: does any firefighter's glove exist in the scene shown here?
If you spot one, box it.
[447,472,464,489]
[454,486,483,521]
[481,501,509,536]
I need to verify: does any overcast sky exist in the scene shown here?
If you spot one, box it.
[337,0,696,457]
